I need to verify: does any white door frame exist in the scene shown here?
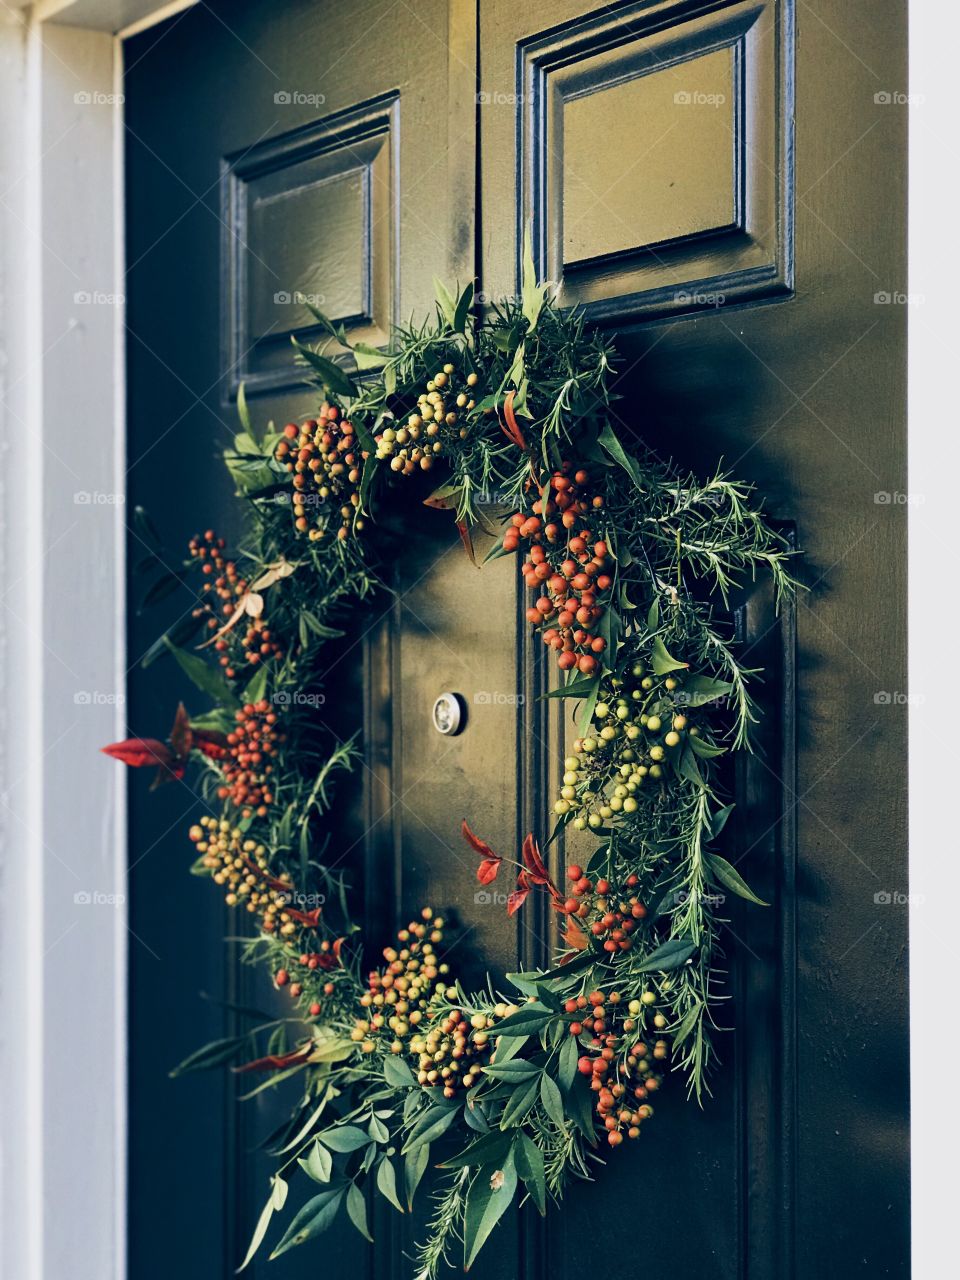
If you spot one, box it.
[0,6,194,1279]
[0,3,952,1279]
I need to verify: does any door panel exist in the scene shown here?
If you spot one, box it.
[124,3,474,1278]
[479,0,908,1276]
[124,1,908,1278]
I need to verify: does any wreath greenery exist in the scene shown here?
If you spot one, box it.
[105,243,798,1276]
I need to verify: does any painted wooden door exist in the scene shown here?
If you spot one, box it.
[124,2,908,1278]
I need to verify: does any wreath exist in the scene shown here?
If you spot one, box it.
[105,242,798,1276]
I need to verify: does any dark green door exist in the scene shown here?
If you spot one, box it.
[124,2,908,1278]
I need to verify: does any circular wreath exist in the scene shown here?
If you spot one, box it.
[105,250,797,1276]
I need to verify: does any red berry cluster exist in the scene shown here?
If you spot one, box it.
[217,699,284,817]
[274,403,364,541]
[575,1021,663,1144]
[563,865,647,954]
[503,468,612,675]
[189,530,283,676]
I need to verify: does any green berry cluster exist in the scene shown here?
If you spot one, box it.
[374,364,480,474]
[555,662,707,827]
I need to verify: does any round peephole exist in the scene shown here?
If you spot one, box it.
[432,691,465,736]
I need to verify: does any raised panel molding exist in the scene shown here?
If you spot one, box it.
[518,0,794,322]
[221,91,399,397]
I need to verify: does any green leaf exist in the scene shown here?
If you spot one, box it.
[439,1128,513,1170]
[164,639,240,709]
[636,937,696,972]
[383,1055,416,1088]
[291,337,358,398]
[672,1003,702,1048]
[482,1058,542,1084]
[679,673,733,706]
[133,504,162,550]
[709,804,736,838]
[454,281,475,333]
[597,422,643,489]
[169,1034,246,1077]
[687,735,727,759]
[298,1139,333,1183]
[706,853,768,906]
[650,636,689,677]
[434,276,458,329]
[558,1031,579,1092]
[223,452,276,495]
[577,675,602,737]
[539,1072,566,1129]
[513,1133,546,1215]
[346,1183,373,1242]
[351,342,389,371]
[487,1002,556,1038]
[269,1186,345,1259]
[237,1176,286,1272]
[368,1114,391,1143]
[565,1077,596,1143]
[242,663,270,706]
[675,743,705,788]
[376,1157,404,1213]
[520,225,547,334]
[236,380,255,441]
[541,674,602,700]
[463,1154,518,1270]
[404,1142,430,1209]
[320,1125,370,1153]
[499,1077,540,1128]
[402,1104,459,1153]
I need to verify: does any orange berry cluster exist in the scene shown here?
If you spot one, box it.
[217,699,284,817]
[572,987,667,1145]
[350,908,494,1097]
[274,402,365,541]
[503,468,612,675]
[188,815,295,929]
[563,866,647,954]
[189,531,282,676]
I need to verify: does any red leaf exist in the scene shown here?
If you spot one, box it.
[500,389,527,450]
[168,702,193,759]
[233,1044,312,1073]
[477,857,502,886]
[506,887,530,916]
[286,906,322,928]
[521,832,550,884]
[456,520,478,567]
[563,915,589,952]
[462,820,497,860]
[102,737,175,769]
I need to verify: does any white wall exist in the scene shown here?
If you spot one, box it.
[0,13,126,1280]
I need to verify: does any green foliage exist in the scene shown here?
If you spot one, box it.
[127,256,798,1277]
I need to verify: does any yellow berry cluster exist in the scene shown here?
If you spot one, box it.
[374,366,479,474]
[557,666,703,828]
[188,816,297,934]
